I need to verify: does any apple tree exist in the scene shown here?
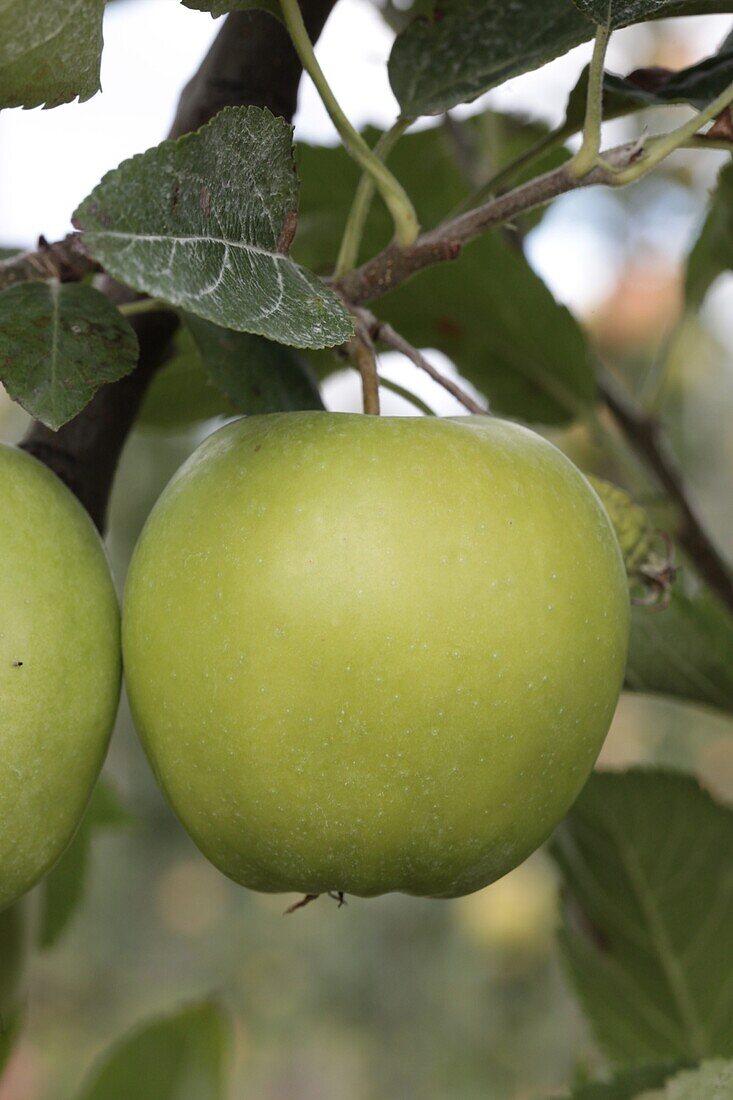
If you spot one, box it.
[1,0,733,1096]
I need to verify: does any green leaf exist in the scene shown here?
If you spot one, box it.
[550,770,733,1066]
[0,897,31,1076]
[0,0,105,110]
[182,0,280,17]
[295,123,590,422]
[685,161,733,311]
[378,233,594,424]
[139,324,237,429]
[563,31,733,138]
[184,314,324,413]
[295,124,466,274]
[606,31,733,112]
[0,898,31,1019]
[626,586,733,714]
[0,281,139,430]
[73,106,353,350]
[570,0,733,28]
[389,0,733,117]
[296,125,591,421]
[0,1011,22,1078]
[567,1064,682,1098]
[76,1001,232,1100]
[296,115,567,275]
[389,0,591,118]
[480,112,572,193]
[38,780,132,949]
[641,1060,733,1099]
[139,316,324,429]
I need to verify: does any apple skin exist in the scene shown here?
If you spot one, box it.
[123,413,629,899]
[0,446,120,912]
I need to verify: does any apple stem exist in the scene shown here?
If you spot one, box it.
[283,893,320,914]
[355,307,489,416]
[283,891,347,914]
[346,327,381,416]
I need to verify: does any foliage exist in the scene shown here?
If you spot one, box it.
[388,0,592,117]
[138,323,238,428]
[685,160,733,310]
[380,235,595,423]
[627,586,733,714]
[0,898,31,1018]
[570,0,733,28]
[0,0,105,110]
[139,315,323,428]
[38,780,132,949]
[184,314,324,412]
[1,0,733,1096]
[640,1060,733,1099]
[73,107,353,349]
[0,282,138,429]
[182,0,281,16]
[0,1012,22,1078]
[563,30,733,135]
[296,124,593,422]
[566,1064,682,1098]
[75,1001,231,1100]
[551,771,733,1065]
[387,0,733,117]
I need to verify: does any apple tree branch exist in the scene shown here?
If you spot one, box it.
[16,2,337,533]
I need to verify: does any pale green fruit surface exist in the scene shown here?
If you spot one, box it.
[123,413,629,899]
[0,446,120,911]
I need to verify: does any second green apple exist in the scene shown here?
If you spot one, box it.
[123,413,629,899]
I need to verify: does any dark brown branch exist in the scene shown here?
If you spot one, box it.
[170,3,335,138]
[0,233,97,291]
[333,143,642,306]
[598,368,733,616]
[19,2,337,532]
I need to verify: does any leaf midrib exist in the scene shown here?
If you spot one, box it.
[608,818,710,1059]
[47,280,61,425]
[85,230,286,262]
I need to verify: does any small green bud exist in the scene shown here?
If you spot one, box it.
[587,476,655,575]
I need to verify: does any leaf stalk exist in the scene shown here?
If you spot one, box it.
[279,0,419,250]
[335,117,410,277]
[569,19,612,179]
[611,77,733,184]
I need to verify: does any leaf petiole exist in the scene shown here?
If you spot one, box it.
[569,17,612,179]
[378,376,437,417]
[117,298,170,319]
[610,77,733,185]
[279,0,419,250]
[335,117,410,277]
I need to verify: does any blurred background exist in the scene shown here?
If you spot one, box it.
[1,1,732,1097]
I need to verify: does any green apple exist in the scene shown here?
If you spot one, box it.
[0,446,121,912]
[123,413,629,899]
